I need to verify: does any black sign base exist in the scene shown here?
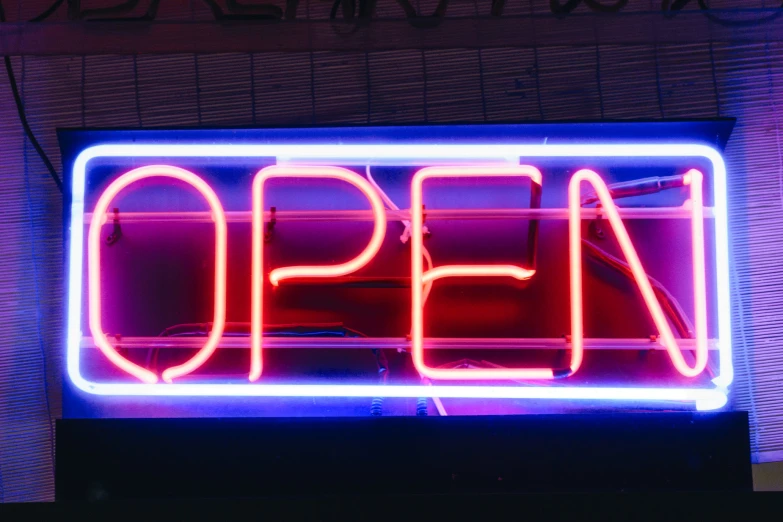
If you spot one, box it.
[56,412,752,501]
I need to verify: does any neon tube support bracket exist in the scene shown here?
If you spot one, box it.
[106,208,122,246]
[264,206,277,243]
[589,204,605,240]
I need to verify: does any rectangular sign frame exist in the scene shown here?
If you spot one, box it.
[66,141,732,411]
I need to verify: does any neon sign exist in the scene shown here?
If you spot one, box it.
[66,141,732,411]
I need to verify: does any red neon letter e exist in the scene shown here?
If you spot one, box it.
[410,166,557,381]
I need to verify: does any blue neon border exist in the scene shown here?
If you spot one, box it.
[65,141,732,411]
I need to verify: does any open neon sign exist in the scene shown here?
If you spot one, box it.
[67,143,732,410]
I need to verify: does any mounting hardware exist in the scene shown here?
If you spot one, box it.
[589,203,605,240]
[637,335,659,361]
[264,206,277,243]
[112,333,125,356]
[421,204,433,239]
[106,208,122,246]
[556,335,572,371]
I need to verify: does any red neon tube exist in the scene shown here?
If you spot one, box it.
[568,168,708,377]
[87,165,228,384]
[684,169,709,375]
[410,166,552,381]
[250,165,387,381]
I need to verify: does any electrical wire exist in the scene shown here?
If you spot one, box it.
[364,166,433,301]
[202,0,282,20]
[585,234,716,379]
[581,175,687,206]
[579,174,696,339]
[147,322,367,371]
[365,166,446,416]
[79,0,143,19]
[365,166,429,243]
[0,3,64,193]
[662,0,691,10]
[30,0,65,22]
[582,239,694,339]
[227,0,284,16]
[395,0,449,18]
[583,0,628,12]
[662,0,783,27]
[697,0,783,27]
[365,165,434,300]
[77,0,161,21]
[550,0,628,14]
[0,0,61,480]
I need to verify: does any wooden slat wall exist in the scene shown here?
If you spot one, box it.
[1,0,782,502]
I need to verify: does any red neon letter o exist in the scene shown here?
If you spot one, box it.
[87,165,228,383]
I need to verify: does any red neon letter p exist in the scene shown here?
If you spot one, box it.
[250,165,387,381]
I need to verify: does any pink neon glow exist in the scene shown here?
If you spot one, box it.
[684,169,709,376]
[250,165,387,381]
[569,169,708,377]
[410,166,552,381]
[88,165,227,384]
[422,265,536,284]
